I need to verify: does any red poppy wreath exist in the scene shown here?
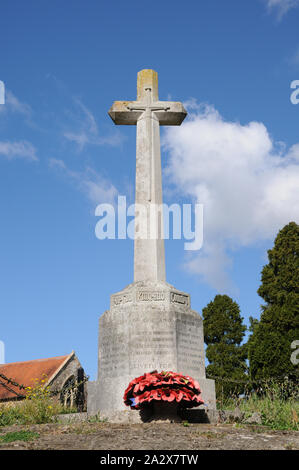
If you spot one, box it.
[124,370,204,409]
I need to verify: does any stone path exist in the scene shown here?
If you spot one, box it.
[0,422,298,450]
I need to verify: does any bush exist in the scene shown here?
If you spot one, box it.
[0,376,72,426]
[21,377,61,424]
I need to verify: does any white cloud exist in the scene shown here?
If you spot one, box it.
[0,90,32,117]
[49,158,118,206]
[264,0,299,19]
[63,98,125,151]
[48,158,66,170]
[0,141,38,161]
[163,103,299,292]
[6,91,32,116]
[286,143,299,161]
[0,92,37,163]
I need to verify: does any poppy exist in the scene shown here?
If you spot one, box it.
[124,371,204,410]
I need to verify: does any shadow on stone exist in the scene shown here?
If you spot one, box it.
[138,402,217,423]
[139,402,182,423]
[179,408,211,423]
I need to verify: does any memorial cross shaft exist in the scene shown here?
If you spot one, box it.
[109,69,187,282]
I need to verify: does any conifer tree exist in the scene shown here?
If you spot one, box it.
[248,222,299,381]
[202,295,247,399]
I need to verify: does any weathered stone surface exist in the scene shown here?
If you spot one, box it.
[56,413,88,424]
[109,69,187,283]
[218,407,246,423]
[180,407,219,424]
[232,407,245,423]
[245,412,262,425]
[86,406,219,424]
[87,280,216,415]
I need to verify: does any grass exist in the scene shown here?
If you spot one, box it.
[0,430,39,443]
[87,413,108,423]
[243,396,298,431]
[59,407,78,415]
[218,379,299,431]
[182,420,190,427]
[0,401,77,426]
[0,377,79,426]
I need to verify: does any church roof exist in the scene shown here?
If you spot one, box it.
[0,353,73,401]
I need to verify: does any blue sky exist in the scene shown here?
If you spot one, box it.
[0,0,298,379]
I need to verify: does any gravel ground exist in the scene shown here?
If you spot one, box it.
[0,422,298,450]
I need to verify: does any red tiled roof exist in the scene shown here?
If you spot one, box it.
[0,354,71,401]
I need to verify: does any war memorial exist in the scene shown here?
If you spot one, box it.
[87,70,216,421]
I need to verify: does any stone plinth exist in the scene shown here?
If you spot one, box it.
[87,281,216,416]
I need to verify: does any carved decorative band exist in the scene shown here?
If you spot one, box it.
[112,294,133,306]
[170,292,189,306]
[137,291,166,302]
[112,290,189,306]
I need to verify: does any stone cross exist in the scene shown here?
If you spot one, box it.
[109,69,187,283]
